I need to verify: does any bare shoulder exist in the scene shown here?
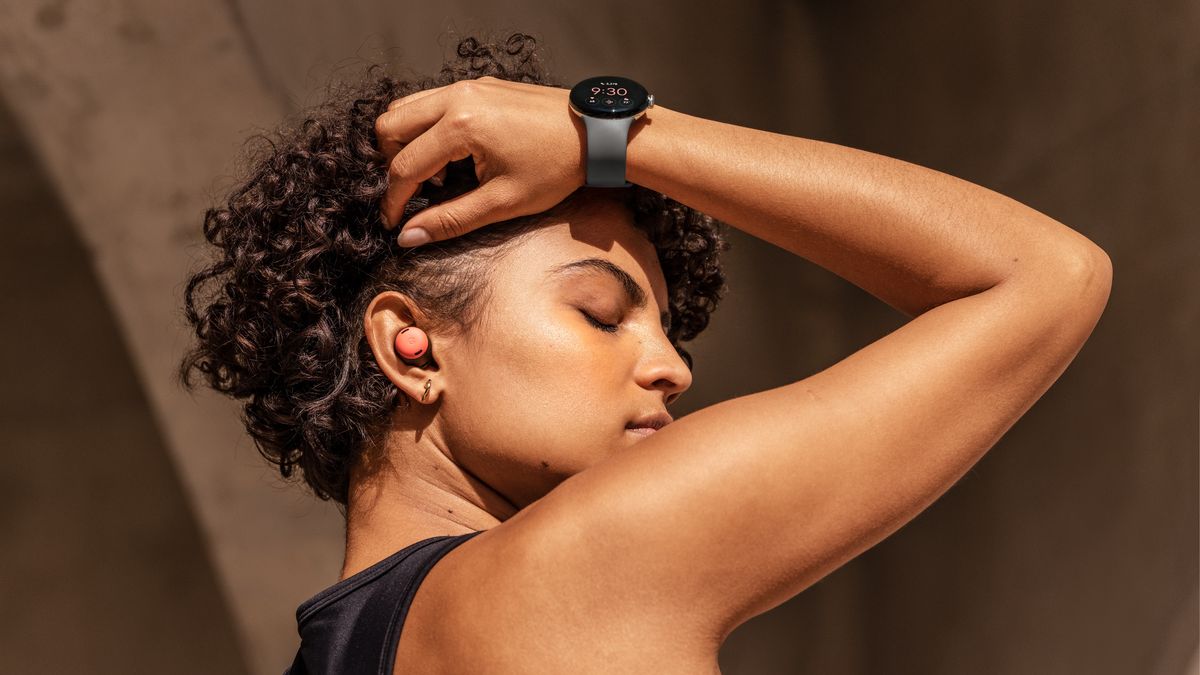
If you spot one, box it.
[394,528,721,674]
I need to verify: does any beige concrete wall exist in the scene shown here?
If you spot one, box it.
[0,1,1193,674]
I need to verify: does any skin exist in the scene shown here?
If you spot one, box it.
[342,190,692,580]
[336,75,1111,674]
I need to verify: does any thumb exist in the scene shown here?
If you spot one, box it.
[397,179,515,248]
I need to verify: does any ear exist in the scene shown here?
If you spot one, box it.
[363,291,443,405]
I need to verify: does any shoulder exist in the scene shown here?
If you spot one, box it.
[393,527,720,675]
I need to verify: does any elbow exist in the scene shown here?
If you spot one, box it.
[1042,245,1113,335]
[1071,245,1113,308]
[1002,241,1113,315]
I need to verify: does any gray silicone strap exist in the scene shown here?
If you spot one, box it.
[582,115,635,187]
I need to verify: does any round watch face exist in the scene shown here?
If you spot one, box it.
[569,76,652,119]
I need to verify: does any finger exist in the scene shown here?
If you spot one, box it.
[379,120,471,229]
[384,83,452,113]
[374,86,450,161]
[386,87,434,112]
[398,178,517,247]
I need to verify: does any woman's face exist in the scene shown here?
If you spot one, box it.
[380,194,693,511]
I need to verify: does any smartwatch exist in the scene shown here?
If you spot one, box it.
[568,76,654,187]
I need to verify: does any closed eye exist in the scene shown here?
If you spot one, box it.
[580,309,619,333]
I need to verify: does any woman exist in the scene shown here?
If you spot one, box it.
[179,31,1112,675]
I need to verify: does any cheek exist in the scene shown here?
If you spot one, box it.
[494,307,619,383]
[450,358,621,470]
[444,305,626,472]
[445,389,615,501]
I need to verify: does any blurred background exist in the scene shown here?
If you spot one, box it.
[0,1,1195,674]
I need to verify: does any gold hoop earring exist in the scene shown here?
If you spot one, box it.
[422,378,432,402]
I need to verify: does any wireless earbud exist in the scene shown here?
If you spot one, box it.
[395,326,436,403]
[395,326,430,362]
[396,324,439,369]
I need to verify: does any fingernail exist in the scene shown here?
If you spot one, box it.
[398,227,430,247]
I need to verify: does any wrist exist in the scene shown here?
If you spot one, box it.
[625,103,679,191]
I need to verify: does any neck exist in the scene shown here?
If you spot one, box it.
[339,431,516,580]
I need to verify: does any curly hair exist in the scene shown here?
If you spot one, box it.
[177,30,733,510]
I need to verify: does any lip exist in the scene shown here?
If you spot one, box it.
[626,411,673,431]
[625,427,659,437]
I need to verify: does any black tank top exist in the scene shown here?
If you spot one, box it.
[283,531,484,675]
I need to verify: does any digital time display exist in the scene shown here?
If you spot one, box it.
[590,86,629,97]
[569,76,652,119]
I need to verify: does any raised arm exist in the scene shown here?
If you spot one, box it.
[627,105,1110,317]
[442,102,1112,669]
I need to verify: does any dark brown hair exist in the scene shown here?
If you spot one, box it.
[177,31,732,510]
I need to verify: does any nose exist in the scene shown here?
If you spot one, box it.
[637,331,693,406]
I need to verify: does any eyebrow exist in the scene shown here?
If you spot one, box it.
[547,257,672,333]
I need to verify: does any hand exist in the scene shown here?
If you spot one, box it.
[375,76,587,246]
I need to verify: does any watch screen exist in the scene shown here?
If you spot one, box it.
[569,76,651,119]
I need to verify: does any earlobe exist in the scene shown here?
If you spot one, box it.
[395,326,439,404]
[392,326,440,405]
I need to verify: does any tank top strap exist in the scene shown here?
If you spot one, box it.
[286,530,484,675]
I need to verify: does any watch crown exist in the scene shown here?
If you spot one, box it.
[647,93,655,108]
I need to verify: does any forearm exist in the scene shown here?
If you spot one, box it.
[625,105,1108,317]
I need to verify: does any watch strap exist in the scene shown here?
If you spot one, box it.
[581,115,635,187]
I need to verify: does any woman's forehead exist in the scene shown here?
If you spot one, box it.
[501,220,668,308]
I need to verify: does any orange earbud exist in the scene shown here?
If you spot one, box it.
[396,326,435,402]
[395,326,430,362]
